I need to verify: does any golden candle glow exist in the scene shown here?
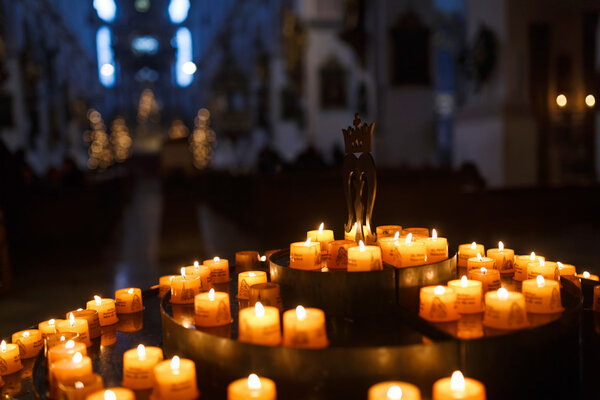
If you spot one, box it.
[248,373,261,390]
[105,391,117,400]
[419,286,459,322]
[556,94,567,107]
[458,242,484,268]
[448,276,484,314]
[450,370,465,391]
[122,344,163,390]
[228,373,277,400]
[368,381,421,400]
[387,386,402,399]
[586,94,596,107]
[239,301,281,346]
[171,355,180,372]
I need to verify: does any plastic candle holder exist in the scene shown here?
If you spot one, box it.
[237,271,268,299]
[86,387,135,400]
[248,283,283,311]
[65,310,101,339]
[527,260,559,281]
[522,275,563,314]
[483,288,529,330]
[419,286,460,322]
[204,257,231,283]
[171,268,202,304]
[183,262,211,290]
[115,288,143,314]
[486,242,514,274]
[395,234,427,267]
[402,227,429,239]
[307,223,335,262]
[56,372,103,400]
[152,356,199,400]
[0,340,23,376]
[467,267,501,293]
[347,240,383,271]
[86,296,119,326]
[557,262,576,277]
[194,289,232,327]
[238,302,281,346]
[466,253,495,272]
[159,275,177,298]
[458,242,484,268]
[368,381,421,400]
[432,370,486,400]
[227,373,277,400]
[282,306,328,349]
[56,314,91,347]
[514,253,544,281]
[39,319,63,336]
[11,330,43,359]
[52,352,93,397]
[375,225,402,238]
[419,229,449,263]
[290,238,322,270]
[122,344,163,390]
[448,276,484,314]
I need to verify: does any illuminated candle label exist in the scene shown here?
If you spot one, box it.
[486,302,526,327]
[239,279,251,299]
[456,293,479,307]
[116,294,142,311]
[124,366,152,381]
[334,247,348,267]
[397,249,425,264]
[429,297,448,319]
[166,380,196,395]
[195,300,230,324]
[524,289,561,310]
[180,283,196,302]
[100,308,117,321]
[429,247,447,258]
[210,268,228,281]
[0,358,7,374]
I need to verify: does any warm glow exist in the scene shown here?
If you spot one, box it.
[386,385,403,399]
[171,356,180,371]
[260,255,266,262]
[296,305,306,320]
[65,340,75,349]
[536,275,545,287]
[460,275,468,287]
[304,237,312,246]
[585,94,596,107]
[181,267,187,279]
[432,229,438,240]
[321,266,329,272]
[480,267,487,275]
[405,233,413,245]
[498,241,504,252]
[249,272,256,277]
[476,253,482,262]
[498,288,509,300]
[450,370,466,392]
[556,94,567,107]
[137,344,146,359]
[583,271,591,279]
[22,331,30,338]
[49,319,55,326]
[69,312,76,327]
[194,261,199,269]
[393,231,400,241]
[255,302,265,318]
[214,257,220,263]
[0,340,6,352]
[248,373,261,390]
[434,286,445,295]
[104,390,117,400]
[128,288,134,294]
[318,222,324,234]
[208,288,215,301]
[359,240,366,252]
[539,258,545,267]
[530,252,536,261]
[60,336,66,342]
[77,308,83,311]
[94,295,102,306]
[72,352,83,363]
[74,381,84,390]
[557,262,564,269]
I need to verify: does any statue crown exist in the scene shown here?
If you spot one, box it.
[342,113,374,154]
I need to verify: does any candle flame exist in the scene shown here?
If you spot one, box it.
[359,240,366,252]
[304,237,312,246]
[171,355,180,371]
[432,229,437,240]
[480,267,487,275]
[128,288,134,294]
[65,340,75,349]
[260,255,266,262]
[393,231,400,240]
[194,261,199,269]
[539,258,545,266]
[296,305,306,320]
[450,370,466,392]
[74,381,84,390]
[248,373,261,390]
[72,352,83,363]
[77,308,83,311]
[470,242,476,249]
[476,253,482,262]
[498,288,509,300]
[498,241,504,252]
[583,271,591,279]
[405,233,412,245]
[23,331,30,338]
[69,312,76,327]
[434,286,445,295]
[460,275,468,287]
[386,385,403,399]
[321,266,329,272]
[104,390,117,400]
[137,344,146,359]
[536,275,545,287]
[255,302,265,318]
[94,295,102,306]
[208,288,215,301]
[318,222,324,234]
[0,340,6,352]
[181,267,186,278]
[214,257,220,263]
[49,319,55,326]
[60,335,66,341]
[557,262,563,269]
[530,252,536,261]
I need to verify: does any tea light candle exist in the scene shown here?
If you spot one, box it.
[402,227,429,239]
[122,344,164,390]
[514,252,544,281]
[395,233,427,267]
[47,339,87,366]
[159,275,177,297]
[237,270,268,300]
[419,229,449,263]
[115,288,143,314]
[467,267,501,293]
[194,288,232,327]
[66,309,101,339]
[419,286,460,322]
[347,240,383,271]
[467,253,495,272]
[290,238,322,270]
[39,319,62,336]
[379,232,401,266]
[486,241,514,274]
[447,276,484,314]
[11,330,43,359]
[236,251,261,270]
[86,296,119,326]
[368,381,421,400]
[577,271,600,281]
[248,283,283,310]
[527,259,559,281]
[171,268,202,304]
[0,340,22,376]
[326,240,356,269]
[153,356,199,400]
[376,225,403,238]
[432,370,486,400]
[238,302,281,346]
[56,373,103,400]
[228,373,277,400]
[557,262,576,277]
[522,275,563,314]
[183,262,211,290]
[53,352,93,386]
[86,388,135,400]
[204,257,230,283]
[57,313,91,346]
[458,242,484,268]
[307,222,335,261]
[483,288,529,330]
[282,306,328,348]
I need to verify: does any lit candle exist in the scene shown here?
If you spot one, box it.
[522,275,563,314]
[483,288,529,330]
[86,388,135,400]
[514,252,544,281]
[307,222,335,262]
[577,270,600,281]
[53,352,93,389]
[467,253,495,272]
[379,231,401,266]
[458,242,484,268]
[237,270,268,299]
[122,344,164,390]
[419,286,460,322]
[368,381,421,400]
[238,302,281,346]
[171,268,202,304]
[347,240,383,271]
[395,233,427,267]
[86,295,119,326]
[66,309,101,339]
[432,370,486,400]
[159,275,177,297]
[194,288,232,327]
[527,259,559,281]
[467,267,501,293]
[47,339,87,366]
[326,240,356,269]
[227,373,277,400]
[290,238,322,270]
[55,373,103,400]
[447,276,484,314]
[235,251,261,270]
[419,229,449,263]
[115,288,143,314]
[376,225,403,238]
[183,262,211,290]
[402,227,429,239]
[57,313,91,346]
[153,356,199,400]
[486,241,514,274]
[0,340,23,376]
[203,257,230,283]
[39,318,63,336]
[11,330,43,359]
[557,262,576,277]
[282,305,328,348]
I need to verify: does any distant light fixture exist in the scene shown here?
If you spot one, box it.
[96,26,116,87]
[93,0,117,23]
[168,0,190,24]
[174,27,193,87]
[182,61,196,75]
[100,64,115,76]
[556,94,567,108]
[135,0,150,12]
[585,94,595,108]
[132,36,159,54]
